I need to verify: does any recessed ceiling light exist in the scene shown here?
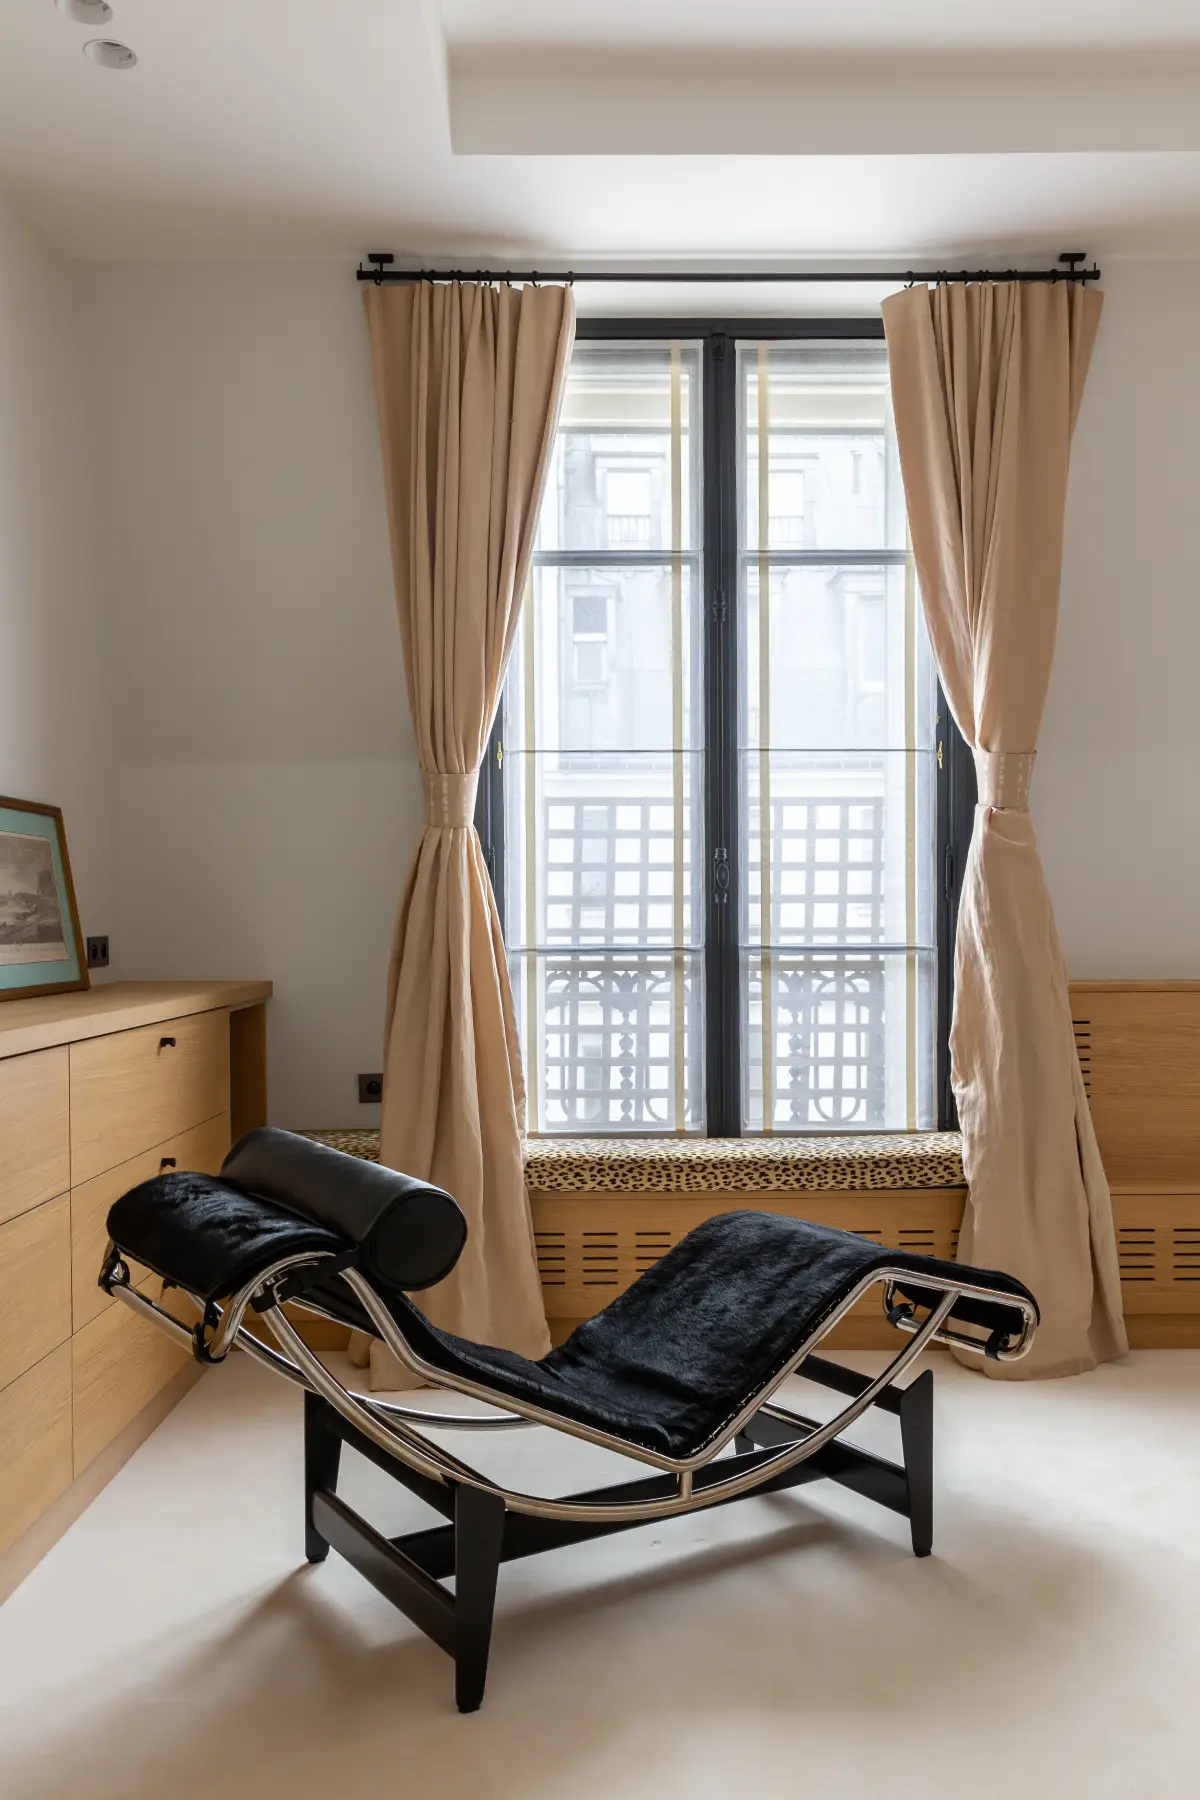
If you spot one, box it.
[83,38,137,69]
[56,0,114,22]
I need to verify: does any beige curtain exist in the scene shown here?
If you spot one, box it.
[357,279,575,1388]
[881,281,1126,1377]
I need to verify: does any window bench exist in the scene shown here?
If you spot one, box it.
[304,1130,968,1349]
[525,1133,966,1347]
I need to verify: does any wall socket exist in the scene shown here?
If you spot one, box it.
[86,935,110,970]
[358,1073,383,1104]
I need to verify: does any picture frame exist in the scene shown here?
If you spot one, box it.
[0,795,89,1002]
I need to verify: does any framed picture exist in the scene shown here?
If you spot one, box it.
[0,796,88,1002]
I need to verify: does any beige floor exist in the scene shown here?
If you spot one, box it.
[1,1349,1198,1799]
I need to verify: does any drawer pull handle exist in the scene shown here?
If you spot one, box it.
[159,1157,177,1171]
[159,1036,176,1049]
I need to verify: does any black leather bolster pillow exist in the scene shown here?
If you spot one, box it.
[220,1128,467,1292]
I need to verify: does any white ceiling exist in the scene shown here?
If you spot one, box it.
[0,1,1199,263]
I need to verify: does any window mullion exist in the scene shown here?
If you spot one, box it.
[704,332,741,1136]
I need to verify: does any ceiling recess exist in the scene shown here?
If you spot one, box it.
[56,0,114,22]
[83,38,137,69]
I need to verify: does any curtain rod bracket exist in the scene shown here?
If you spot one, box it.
[365,252,395,287]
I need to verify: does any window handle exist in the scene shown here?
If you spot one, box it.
[712,847,730,905]
[496,739,503,771]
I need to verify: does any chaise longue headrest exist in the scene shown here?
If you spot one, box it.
[219,1127,467,1292]
[105,1127,467,1307]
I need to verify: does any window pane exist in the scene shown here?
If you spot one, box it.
[742,950,935,1131]
[738,341,934,1132]
[742,563,933,752]
[512,563,700,755]
[740,751,936,950]
[503,751,702,950]
[506,340,705,1134]
[536,345,699,554]
[741,344,906,554]
[512,952,704,1134]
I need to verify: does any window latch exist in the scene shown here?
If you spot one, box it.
[496,739,503,772]
[712,847,730,904]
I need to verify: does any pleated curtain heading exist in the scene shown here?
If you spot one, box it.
[882,279,1126,1377]
[360,278,575,1387]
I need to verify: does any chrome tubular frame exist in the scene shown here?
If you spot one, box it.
[101,1240,1033,1526]
[260,1287,955,1524]
[98,1246,531,1437]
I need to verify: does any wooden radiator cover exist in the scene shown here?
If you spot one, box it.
[530,1188,965,1349]
[531,982,1200,1350]
[529,1186,1200,1335]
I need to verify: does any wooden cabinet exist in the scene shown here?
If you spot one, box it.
[0,980,270,1590]
[70,1010,230,1185]
[72,1277,193,1475]
[0,1047,69,1228]
[0,1347,72,1560]
[0,1196,71,1391]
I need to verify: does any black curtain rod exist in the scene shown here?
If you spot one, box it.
[357,251,1100,287]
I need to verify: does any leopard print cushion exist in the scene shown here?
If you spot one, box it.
[300,1130,964,1194]
[301,1129,384,1165]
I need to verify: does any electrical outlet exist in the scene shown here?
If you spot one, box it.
[358,1073,383,1104]
[86,935,110,970]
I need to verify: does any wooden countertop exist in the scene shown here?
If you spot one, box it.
[0,980,272,1060]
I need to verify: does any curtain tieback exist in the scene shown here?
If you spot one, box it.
[421,769,479,829]
[974,748,1036,811]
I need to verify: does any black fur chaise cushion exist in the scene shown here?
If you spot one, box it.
[381,1212,1037,1459]
[107,1169,348,1304]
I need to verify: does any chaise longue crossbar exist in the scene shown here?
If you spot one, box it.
[98,1127,1039,1712]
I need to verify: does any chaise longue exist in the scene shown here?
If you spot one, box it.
[99,1127,1038,1712]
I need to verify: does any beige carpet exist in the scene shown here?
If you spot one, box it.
[1,1349,1198,1799]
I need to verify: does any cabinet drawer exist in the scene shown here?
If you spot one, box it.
[71,1113,230,1332]
[72,1276,191,1474]
[70,1011,230,1184]
[0,1345,73,1559]
[0,1194,71,1391]
[0,1047,69,1227]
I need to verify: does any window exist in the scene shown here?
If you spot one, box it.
[482,322,962,1138]
[739,343,935,1132]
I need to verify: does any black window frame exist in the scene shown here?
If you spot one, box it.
[477,316,972,1136]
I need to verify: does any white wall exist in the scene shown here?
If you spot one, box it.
[72,255,1200,1127]
[1041,259,1200,977]
[0,194,113,953]
[78,262,420,1125]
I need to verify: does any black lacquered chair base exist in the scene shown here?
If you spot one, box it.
[303,1356,935,1713]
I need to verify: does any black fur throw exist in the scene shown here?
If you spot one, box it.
[387,1211,1036,1459]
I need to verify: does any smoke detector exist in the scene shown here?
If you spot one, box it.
[83,38,137,69]
[56,0,114,21]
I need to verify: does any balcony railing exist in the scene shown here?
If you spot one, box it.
[521,785,890,1132]
[605,514,654,548]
